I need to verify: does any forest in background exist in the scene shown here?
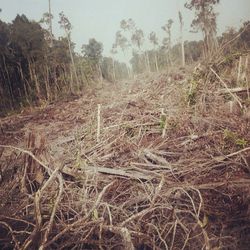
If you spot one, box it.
[0,0,249,117]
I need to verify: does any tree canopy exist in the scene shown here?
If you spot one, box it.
[82,38,103,64]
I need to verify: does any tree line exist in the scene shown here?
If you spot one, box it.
[0,10,128,116]
[114,0,249,75]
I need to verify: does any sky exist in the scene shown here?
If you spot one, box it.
[0,0,250,63]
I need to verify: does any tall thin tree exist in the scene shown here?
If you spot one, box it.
[110,44,117,82]
[179,11,185,67]
[149,32,159,72]
[162,19,174,66]
[185,0,220,59]
[59,12,80,92]
[114,31,130,78]
[48,0,53,44]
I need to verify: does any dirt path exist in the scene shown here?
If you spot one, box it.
[0,71,185,168]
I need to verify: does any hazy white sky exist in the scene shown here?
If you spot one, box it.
[0,0,250,62]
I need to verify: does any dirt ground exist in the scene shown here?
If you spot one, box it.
[0,68,250,249]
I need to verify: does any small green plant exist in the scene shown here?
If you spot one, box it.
[223,129,248,148]
[92,209,99,220]
[74,150,81,169]
[222,52,242,67]
[235,138,248,148]
[223,129,236,141]
[159,114,166,129]
[187,79,198,106]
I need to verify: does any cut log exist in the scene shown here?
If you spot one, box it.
[62,164,155,181]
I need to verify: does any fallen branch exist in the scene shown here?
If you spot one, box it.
[213,146,250,162]
[217,86,250,95]
[62,164,155,181]
[217,22,250,56]
[39,173,64,250]
[210,67,243,108]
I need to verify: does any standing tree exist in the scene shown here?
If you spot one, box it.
[11,14,47,103]
[48,0,53,37]
[115,30,129,55]
[131,29,147,72]
[40,12,54,46]
[120,19,145,75]
[149,31,159,72]
[162,19,174,66]
[121,19,150,73]
[131,29,144,51]
[59,11,80,92]
[131,29,151,72]
[110,44,118,82]
[120,18,136,32]
[185,0,220,59]
[114,30,130,77]
[40,0,53,46]
[0,18,15,109]
[82,38,103,83]
[178,11,185,67]
[162,19,174,49]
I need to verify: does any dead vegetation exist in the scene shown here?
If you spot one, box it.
[0,59,250,249]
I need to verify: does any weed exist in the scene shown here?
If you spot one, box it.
[235,138,248,148]
[187,79,198,106]
[159,114,166,129]
[223,129,248,148]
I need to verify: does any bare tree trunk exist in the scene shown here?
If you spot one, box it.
[180,25,185,66]
[154,52,159,72]
[153,45,159,72]
[168,32,172,67]
[69,66,74,92]
[179,11,185,67]
[203,27,218,59]
[237,56,242,85]
[2,55,14,109]
[181,41,185,67]
[203,30,209,59]
[17,63,31,105]
[166,50,172,68]
[246,55,249,99]
[81,63,91,86]
[126,64,130,79]
[213,34,219,51]
[28,60,41,103]
[66,34,80,92]
[143,53,148,72]
[98,63,103,86]
[79,65,88,87]
[48,0,53,46]
[97,104,101,142]
[45,65,51,101]
[146,51,151,72]
[112,57,116,82]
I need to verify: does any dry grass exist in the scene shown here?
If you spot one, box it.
[0,63,250,249]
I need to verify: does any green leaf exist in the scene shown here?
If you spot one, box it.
[93,209,98,220]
